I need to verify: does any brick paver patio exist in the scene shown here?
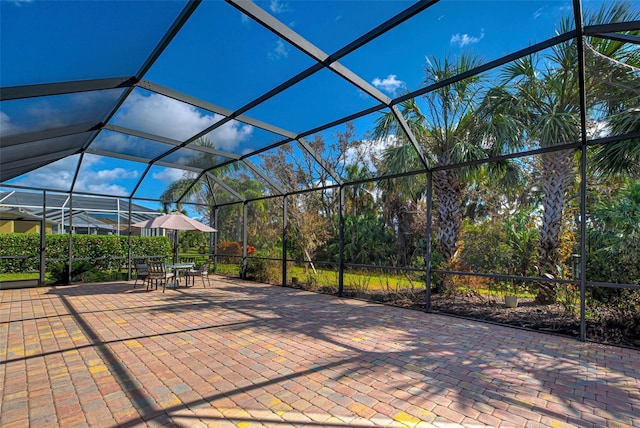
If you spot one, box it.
[1,276,638,427]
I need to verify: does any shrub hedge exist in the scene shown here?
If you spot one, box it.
[216,241,256,264]
[0,233,171,273]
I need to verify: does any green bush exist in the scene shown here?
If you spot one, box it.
[0,233,40,273]
[585,181,640,304]
[0,233,171,274]
[48,261,94,285]
[244,251,281,284]
[458,221,514,274]
[129,236,172,262]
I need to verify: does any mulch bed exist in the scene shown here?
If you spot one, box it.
[296,285,639,348]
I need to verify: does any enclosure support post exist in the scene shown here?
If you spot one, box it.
[425,170,433,313]
[282,195,288,286]
[579,144,587,342]
[127,199,133,281]
[67,193,73,285]
[237,204,242,242]
[213,207,219,274]
[40,191,46,286]
[573,0,588,342]
[241,202,248,279]
[208,205,215,263]
[60,201,65,234]
[338,186,345,297]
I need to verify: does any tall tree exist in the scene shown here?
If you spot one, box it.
[259,125,374,265]
[157,137,226,258]
[374,53,487,265]
[343,164,377,217]
[160,137,237,216]
[481,1,639,303]
[590,41,640,177]
[259,140,331,265]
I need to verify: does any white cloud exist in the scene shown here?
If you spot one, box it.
[115,92,253,151]
[26,101,68,129]
[91,167,138,182]
[269,39,289,60]
[13,156,79,191]
[535,4,571,20]
[342,134,400,173]
[115,91,215,141]
[450,29,485,48]
[205,118,253,152]
[74,88,122,108]
[1,89,122,138]
[533,7,545,19]
[78,182,129,196]
[12,154,138,196]
[94,131,135,154]
[0,112,19,137]
[75,155,138,195]
[363,134,399,161]
[269,0,288,14]
[9,91,255,195]
[371,74,405,96]
[28,90,121,129]
[152,167,190,183]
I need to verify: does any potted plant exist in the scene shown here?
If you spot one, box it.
[504,279,518,308]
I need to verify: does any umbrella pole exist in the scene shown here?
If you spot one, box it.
[174,230,179,264]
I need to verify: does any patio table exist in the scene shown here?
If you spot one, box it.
[166,262,195,288]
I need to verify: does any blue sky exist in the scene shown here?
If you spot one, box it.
[2,0,624,213]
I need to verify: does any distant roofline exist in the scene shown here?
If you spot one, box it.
[0,190,159,214]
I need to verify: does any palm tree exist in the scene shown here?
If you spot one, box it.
[591,62,640,177]
[592,107,640,178]
[159,137,243,257]
[343,163,377,217]
[374,53,487,265]
[480,1,639,303]
[586,1,640,176]
[160,137,237,215]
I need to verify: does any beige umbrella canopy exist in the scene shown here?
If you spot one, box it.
[132,211,216,232]
[132,212,217,262]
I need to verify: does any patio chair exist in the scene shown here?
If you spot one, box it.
[146,260,175,292]
[186,260,211,288]
[133,262,149,288]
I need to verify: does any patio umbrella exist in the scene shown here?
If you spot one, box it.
[132,212,217,262]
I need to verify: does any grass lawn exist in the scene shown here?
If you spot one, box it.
[0,272,40,281]
[210,263,537,298]
[288,266,424,290]
[214,263,240,276]
[212,263,424,291]
[0,263,534,299]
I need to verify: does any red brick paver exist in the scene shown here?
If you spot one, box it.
[1,277,639,427]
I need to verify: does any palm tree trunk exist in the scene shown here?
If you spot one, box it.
[537,149,576,303]
[432,169,463,263]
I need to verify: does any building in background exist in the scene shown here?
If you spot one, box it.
[0,191,159,235]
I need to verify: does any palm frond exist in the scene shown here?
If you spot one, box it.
[593,139,640,179]
[537,111,581,147]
